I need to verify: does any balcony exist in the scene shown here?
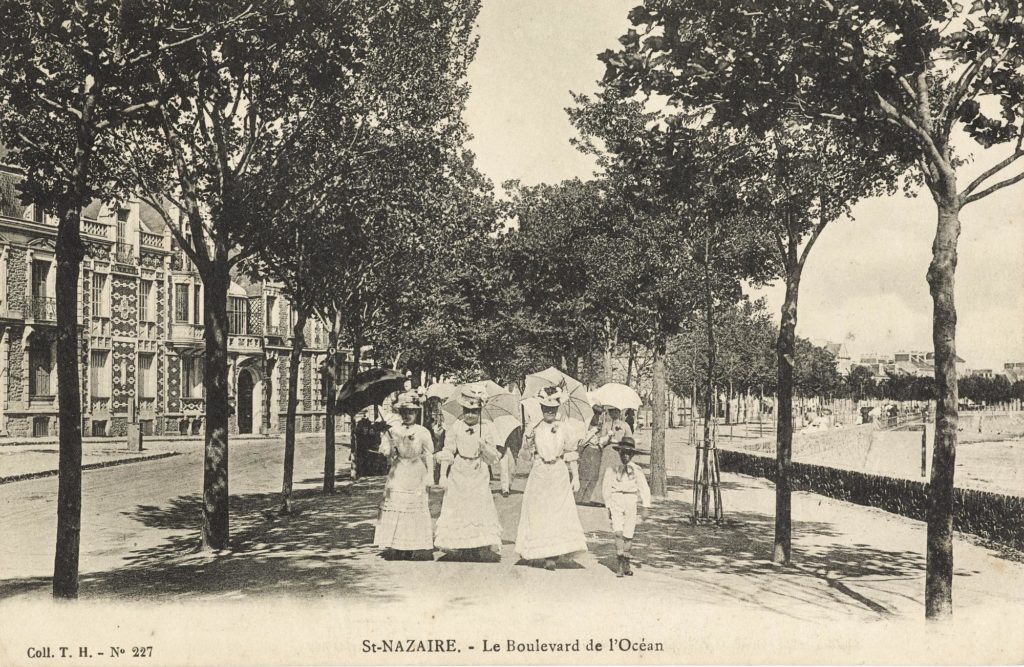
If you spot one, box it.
[229,334,262,353]
[82,218,111,239]
[114,242,135,264]
[170,322,204,345]
[28,296,56,322]
[140,230,165,250]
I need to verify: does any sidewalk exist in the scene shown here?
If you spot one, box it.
[1,432,1022,663]
[0,432,345,483]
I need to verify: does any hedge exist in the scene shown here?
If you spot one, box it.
[716,449,1024,551]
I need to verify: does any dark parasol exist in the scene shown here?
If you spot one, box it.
[332,368,406,416]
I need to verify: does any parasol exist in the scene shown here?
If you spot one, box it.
[425,381,458,400]
[333,368,406,416]
[592,383,643,411]
[523,367,594,425]
[441,381,520,427]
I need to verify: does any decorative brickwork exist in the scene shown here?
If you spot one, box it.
[166,351,182,413]
[111,340,136,419]
[6,248,26,313]
[110,275,137,337]
[7,334,24,403]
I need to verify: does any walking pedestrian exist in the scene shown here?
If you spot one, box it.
[602,436,651,577]
[433,385,503,561]
[591,406,633,507]
[515,387,588,570]
[374,392,434,560]
[575,405,607,504]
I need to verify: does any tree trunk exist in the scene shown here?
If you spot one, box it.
[349,330,363,480]
[53,204,86,598]
[700,255,717,515]
[603,317,614,384]
[925,196,961,619]
[200,257,231,551]
[773,265,801,565]
[625,342,636,386]
[281,309,308,514]
[323,324,338,494]
[650,337,668,497]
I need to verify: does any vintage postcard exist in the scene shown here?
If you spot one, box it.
[1,0,1023,665]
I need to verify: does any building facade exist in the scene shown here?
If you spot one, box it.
[1,166,359,439]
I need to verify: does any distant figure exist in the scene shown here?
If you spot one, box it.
[575,405,607,504]
[590,406,633,507]
[624,408,636,432]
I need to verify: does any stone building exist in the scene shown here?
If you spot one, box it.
[0,164,362,439]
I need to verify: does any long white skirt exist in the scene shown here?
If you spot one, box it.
[515,461,588,560]
[434,456,502,550]
[374,458,433,550]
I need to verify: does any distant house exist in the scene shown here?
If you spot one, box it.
[821,341,852,376]
[1004,362,1024,383]
[970,369,995,379]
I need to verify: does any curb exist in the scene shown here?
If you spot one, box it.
[0,452,181,485]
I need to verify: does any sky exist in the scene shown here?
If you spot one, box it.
[462,0,1024,371]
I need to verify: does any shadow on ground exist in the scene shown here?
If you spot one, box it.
[0,478,398,602]
[584,476,982,618]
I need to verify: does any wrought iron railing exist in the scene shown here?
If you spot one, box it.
[114,241,134,263]
[30,296,56,321]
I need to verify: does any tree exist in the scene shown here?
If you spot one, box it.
[115,0,365,549]
[600,0,1024,618]
[572,91,782,499]
[0,0,252,596]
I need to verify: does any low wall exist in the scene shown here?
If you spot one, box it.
[958,412,1024,442]
[717,449,1024,551]
[732,423,875,468]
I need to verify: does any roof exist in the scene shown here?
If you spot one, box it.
[138,201,168,234]
[82,200,102,220]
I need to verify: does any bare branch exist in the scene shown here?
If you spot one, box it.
[959,149,1024,200]
[962,169,1024,206]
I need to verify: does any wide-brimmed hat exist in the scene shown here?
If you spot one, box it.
[457,385,487,410]
[393,391,421,411]
[612,436,647,455]
[536,386,565,408]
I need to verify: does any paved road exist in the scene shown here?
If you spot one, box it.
[0,436,341,583]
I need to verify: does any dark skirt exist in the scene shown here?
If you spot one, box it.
[575,443,603,504]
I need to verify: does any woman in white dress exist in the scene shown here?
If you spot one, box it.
[433,385,503,561]
[592,406,633,506]
[515,387,588,570]
[374,392,434,560]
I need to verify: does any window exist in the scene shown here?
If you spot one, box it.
[90,350,110,398]
[138,280,154,322]
[183,357,204,398]
[193,286,202,324]
[31,260,49,298]
[265,296,277,331]
[137,353,156,398]
[31,205,44,223]
[228,297,248,335]
[175,284,189,322]
[91,273,109,317]
[313,355,324,406]
[29,339,53,397]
